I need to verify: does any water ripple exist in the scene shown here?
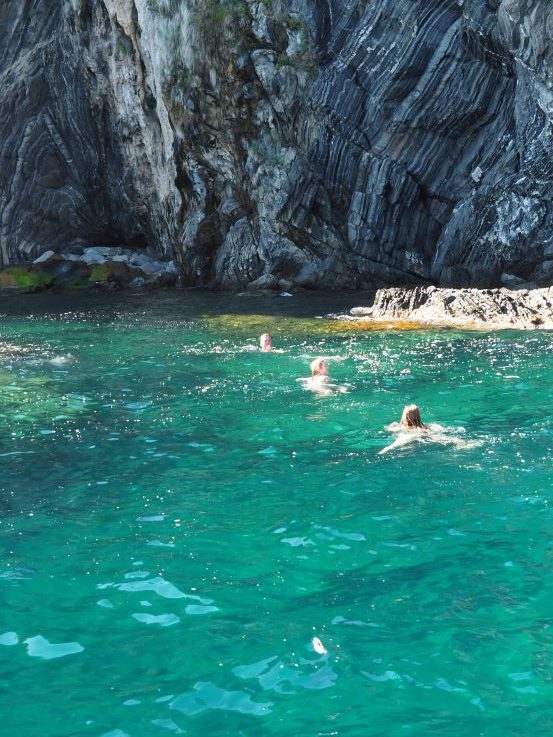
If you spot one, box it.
[170,682,272,717]
[24,635,84,660]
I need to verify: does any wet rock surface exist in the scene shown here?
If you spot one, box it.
[0,247,177,293]
[1,1,553,291]
[345,287,553,330]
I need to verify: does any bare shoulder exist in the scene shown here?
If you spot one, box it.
[427,423,445,432]
[385,422,401,432]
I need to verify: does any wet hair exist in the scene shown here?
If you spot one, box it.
[400,404,426,429]
[310,357,328,376]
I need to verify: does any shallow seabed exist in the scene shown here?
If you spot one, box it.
[0,290,552,737]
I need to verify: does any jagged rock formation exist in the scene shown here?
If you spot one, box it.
[344,286,553,329]
[1,1,553,290]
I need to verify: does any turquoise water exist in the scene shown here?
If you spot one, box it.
[1,291,552,737]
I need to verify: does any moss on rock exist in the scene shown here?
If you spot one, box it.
[88,261,142,286]
[0,265,54,292]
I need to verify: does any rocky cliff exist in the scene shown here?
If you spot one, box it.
[1,0,553,290]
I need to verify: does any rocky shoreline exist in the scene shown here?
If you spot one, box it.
[340,286,553,330]
[3,259,553,332]
[0,247,178,294]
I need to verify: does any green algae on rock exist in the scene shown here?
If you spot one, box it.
[88,261,142,286]
[0,266,54,293]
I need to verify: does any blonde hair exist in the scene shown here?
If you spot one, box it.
[400,404,426,429]
[310,357,328,376]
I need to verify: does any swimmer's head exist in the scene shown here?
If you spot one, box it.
[400,404,426,429]
[259,333,273,351]
[310,357,329,377]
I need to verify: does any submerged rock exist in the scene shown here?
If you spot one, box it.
[346,287,553,330]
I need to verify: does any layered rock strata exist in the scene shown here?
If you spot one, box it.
[345,286,553,330]
[1,1,553,290]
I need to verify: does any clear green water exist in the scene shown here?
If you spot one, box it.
[1,291,552,737]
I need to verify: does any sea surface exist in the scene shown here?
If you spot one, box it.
[0,290,552,737]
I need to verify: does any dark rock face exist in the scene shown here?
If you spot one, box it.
[0,0,179,264]
[1,1,553,290]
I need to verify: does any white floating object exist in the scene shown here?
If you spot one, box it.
[312,636,327,655]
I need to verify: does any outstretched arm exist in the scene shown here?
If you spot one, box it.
[378,433,418,455]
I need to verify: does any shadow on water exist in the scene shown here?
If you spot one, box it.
[0,288,371,321]
[0,289,513,337]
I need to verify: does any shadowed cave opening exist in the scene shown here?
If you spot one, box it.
[77,228,151,253]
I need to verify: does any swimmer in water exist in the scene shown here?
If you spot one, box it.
[297,357,348,395]
[386,404,443,432]
[257,333,284,353]
[310,357,330,387]
[259,333,273,352]
[379,404,478,455]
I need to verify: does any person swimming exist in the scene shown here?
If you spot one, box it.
[259,333,273,352]
[386,404,443,432]
[310,357,330,383]
[297,357,348,395]
[379,404,477,455]
[258,333,284,353]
